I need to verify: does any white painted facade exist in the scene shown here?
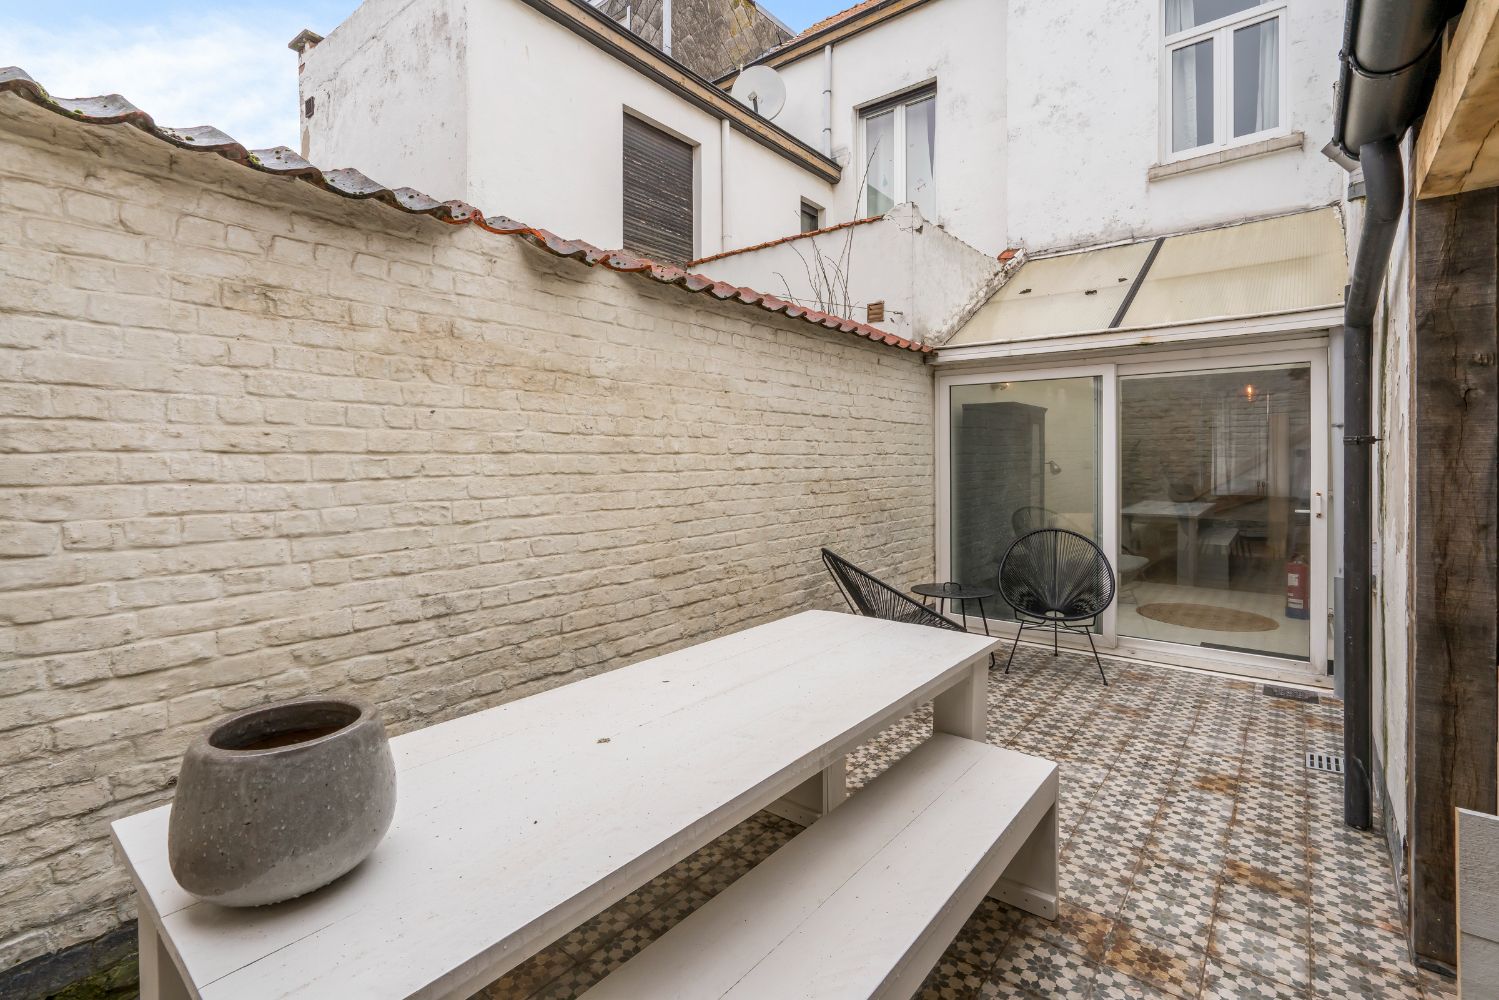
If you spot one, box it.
[298,0,836,259]
[764,0,1010,254]
[1002,0,1348,252]
[302,0,1347,282]
[697,204,1003,343]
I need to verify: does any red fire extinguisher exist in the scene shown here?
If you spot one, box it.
[1285,554,1309,620]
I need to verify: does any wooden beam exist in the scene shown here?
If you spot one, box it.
[1410,188,1499,968]
[1415,0,1499,199]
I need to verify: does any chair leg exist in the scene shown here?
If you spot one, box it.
[1084,628,1108,686]
[1003,625,1025,674]
[1052,622,1059,657]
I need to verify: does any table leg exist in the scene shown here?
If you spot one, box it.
[1184,516,1200,587]
[767,755,847,827]
[138,903,192,1000]
[932,661,987,741]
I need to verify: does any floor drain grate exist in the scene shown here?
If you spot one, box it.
[1265,684,1320,703]
[1306,751,1344,774]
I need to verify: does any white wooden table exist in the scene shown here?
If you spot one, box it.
[114,610,1001,1000]
[1121,499,1215,586]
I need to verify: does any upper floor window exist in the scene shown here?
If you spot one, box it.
[861,87,936,220]
[1165,0,1283,157]
[800,200,823,233]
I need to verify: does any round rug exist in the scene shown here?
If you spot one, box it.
[1135,602,1279,632]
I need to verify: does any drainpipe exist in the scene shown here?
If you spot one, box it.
[662,0,671,56]
[720,118,731,254]
[822,44,833,157]
[1331,0,1449,831]
[1340,137,1403,831]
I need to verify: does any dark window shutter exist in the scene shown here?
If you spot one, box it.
[622,115,694,265]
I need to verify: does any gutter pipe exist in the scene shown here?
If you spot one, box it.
[1331,0,1451,830]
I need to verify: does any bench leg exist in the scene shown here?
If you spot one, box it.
[767,755,847,827]
[138,904,192,1000]
[933,661,987,741]
[989,802,1059,919]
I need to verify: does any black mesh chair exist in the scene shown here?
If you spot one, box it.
[821,549,965,632]
[997,529,1115,684]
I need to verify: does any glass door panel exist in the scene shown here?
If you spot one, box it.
[1117,364,1312,659]
[950,376,1102,621]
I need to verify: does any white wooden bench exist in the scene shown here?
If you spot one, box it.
[113,612,1014,1000]
[582,734,1058,1000]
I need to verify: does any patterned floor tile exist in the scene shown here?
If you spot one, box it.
[476,652,1422,1000]
[556,903,633,960]
[526,960,603,1000]
[1311,916,1421,981]
[991,933,1098,996]
[1207,916,1309,989]
[916,951,991,1000]
[1199,958,1303,999]
[1101,924,1205,997]
[1088,965,1178,999]
[1115,886,1214,948]
[1018,902,1115,961]
[478,942,575,999]
[952,898,1021,971]
[1419,970,1459,999]
[1059,863,1132,917]
[637,884,712,936]
[1310,956,1424,998]
[1130,857,1218,903]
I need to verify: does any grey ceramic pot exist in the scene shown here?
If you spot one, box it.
[168,695,396,907]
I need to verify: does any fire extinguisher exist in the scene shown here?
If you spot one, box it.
[1285,554,1309,620]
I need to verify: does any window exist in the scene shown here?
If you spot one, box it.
[622,114,694,264]
[1165,0,1283,158]
[800,200,822,233]
[861,87,936,220]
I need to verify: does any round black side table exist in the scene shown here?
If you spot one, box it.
[912,582,999,668]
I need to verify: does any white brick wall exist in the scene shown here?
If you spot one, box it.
[0,96,934,971]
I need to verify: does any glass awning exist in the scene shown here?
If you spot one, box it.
[946,207,1347,348]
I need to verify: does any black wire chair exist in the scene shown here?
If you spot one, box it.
[997,528,1115,685]
[821,549,966,632]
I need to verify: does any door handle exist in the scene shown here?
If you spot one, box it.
[1294,493,1325,519]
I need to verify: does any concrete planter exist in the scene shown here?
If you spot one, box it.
[168,695,396,907]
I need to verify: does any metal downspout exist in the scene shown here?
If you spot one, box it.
[1330,0,1449,832]
[1341,137,1404,830]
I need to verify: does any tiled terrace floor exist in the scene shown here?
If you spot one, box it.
[480,645,1455,999]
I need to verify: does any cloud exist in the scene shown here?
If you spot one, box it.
[5,15,302,150]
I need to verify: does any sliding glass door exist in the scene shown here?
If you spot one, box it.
[939,350,1328,676]
[1117,364,1315,661]
[946,373,1106,623]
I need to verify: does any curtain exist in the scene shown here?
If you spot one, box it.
[1171,42,1208,152]
[1255,18,1279,133]
[1165,0,1194,34]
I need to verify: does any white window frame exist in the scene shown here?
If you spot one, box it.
[1162,1,1288,163]
[934,339,1332,684]
[858,85,936,218]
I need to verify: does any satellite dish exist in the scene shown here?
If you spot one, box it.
[731,65,787,120]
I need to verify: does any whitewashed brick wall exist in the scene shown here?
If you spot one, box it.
[0,96,934,972]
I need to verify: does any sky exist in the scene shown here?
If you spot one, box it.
[2,0,839,151]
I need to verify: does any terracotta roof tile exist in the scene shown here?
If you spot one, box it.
[0,67,930,355]
[794,0,885,39]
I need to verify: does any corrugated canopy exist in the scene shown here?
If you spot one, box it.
[947,207,1347,348]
